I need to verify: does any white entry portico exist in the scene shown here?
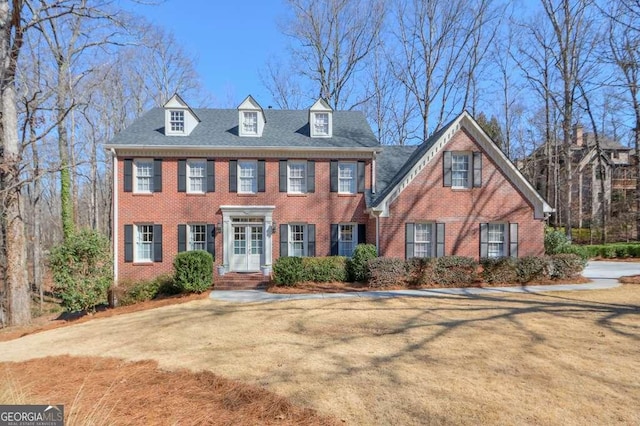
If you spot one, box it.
[220,206,275,272]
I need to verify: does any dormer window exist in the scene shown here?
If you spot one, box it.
[314,112,329,136]
[309,98,333,137]
[170,110,184,133]
[163,94,200,136]
[237,95,265,137]
[242,111,258,135]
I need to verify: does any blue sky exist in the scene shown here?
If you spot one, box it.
[132,0,289,106]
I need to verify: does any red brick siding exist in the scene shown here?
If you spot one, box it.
[378,129,545,259]
[117,157,371,282]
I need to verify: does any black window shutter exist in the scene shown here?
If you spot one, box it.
[307,224,316,257]
[178,224,187,252]
[178,160,186,192]
[473,152,482,187]
[153,159,162,192]
[124,224,133,262]
[357,161,365,193]
[480,223,488,258]
[258,160,266,192]
[357,224,366,244]
[330,161,338,192]
[436,223,445,257]
[330,224,339,255]
[207,224,216,257]
[307,161,315,193]
[280,224,288,257]
[153,224,163,262]
[229,160,237,192]
[124,159,132,192]
[207,160,215,192]
[509,223,519,258]
[443,151,452,187]
[405,223,414,259]
[279,160,287,192]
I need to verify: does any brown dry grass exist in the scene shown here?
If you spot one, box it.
[0,285,639,425]
[0,356,336,425]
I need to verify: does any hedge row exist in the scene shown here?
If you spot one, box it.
[367,254,586,288]
[569,243,640,259]
[273,252,586,289]
[272,244,376,286]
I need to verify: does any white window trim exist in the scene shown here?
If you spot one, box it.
[338,161,357,195]
[135,223,153,263]
[133,159,153,194]
[414,223,433,258]
[188,223,207,251]
[238,160,258,194]
[487,223,506,258]
[287,160,307,194]
[338,223,357,257]
[168,109,185,135]
[451,152,471,189]
[241,111,259,136]
[311,112,331,137]
[289,224,307,257]
[187,159,206,194]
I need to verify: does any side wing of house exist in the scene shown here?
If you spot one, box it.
[372,112,553,260]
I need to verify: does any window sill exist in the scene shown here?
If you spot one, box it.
[132,192,154,196]
[237,193,258,197]
[186,192,207,196]
[451,187,472,191]
[287,193,308,197]
[337,193,357,197]
[132,261,154,266]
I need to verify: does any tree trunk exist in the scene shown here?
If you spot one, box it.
[57,64,74,240]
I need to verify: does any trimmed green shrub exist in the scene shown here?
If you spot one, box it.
[50,229,113,312]
[434,256,478,287]
[544,228,570,254]
[516,256,548,283]
[548,254,586,279]
[480,257,518,284]
[406,257,436,287]
[115,274,177,306]
[347,244,378,282]
[302,256,348,282]
[273,256,304,286]
[563,244,590,261]
[173,250,213,293]
[367,258,407,288]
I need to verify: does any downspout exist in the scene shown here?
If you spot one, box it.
[372,209,382,256]
[111,148,118,283]
[372,152,377,194]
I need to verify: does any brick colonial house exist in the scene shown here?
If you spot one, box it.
[106,94,552,286]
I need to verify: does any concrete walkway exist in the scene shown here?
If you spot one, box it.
[209,260,638,303]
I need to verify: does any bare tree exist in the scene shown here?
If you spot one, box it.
[270,0,385,110]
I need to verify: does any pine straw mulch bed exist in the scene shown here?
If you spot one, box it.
[266,276,592,294]
[0,355,338,425]
[619,275,640,284]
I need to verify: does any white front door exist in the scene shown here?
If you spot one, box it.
[230,221,263,272]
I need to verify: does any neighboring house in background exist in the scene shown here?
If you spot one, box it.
[521,124,635,239]
[106,94,552,287]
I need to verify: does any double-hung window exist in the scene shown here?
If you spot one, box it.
[313,112,329,136]
[136,224,153,262]
[238,161,257,194]
[289,224,306,257]
[242,111,258,135]
[487,223,505,258]
[135,159,153,193]
[451,153,470,188]
[338,162,356,194]
[288,161,307,194]
[414,224,432,258]
[187,160,206,193]
[338,224,356,257]
[170,110,184,133]
[189,224,206,251]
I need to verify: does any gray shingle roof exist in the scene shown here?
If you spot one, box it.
[108,108,380,149]
[370,117,458,207]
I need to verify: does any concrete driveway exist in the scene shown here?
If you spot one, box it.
[583,260,640,279]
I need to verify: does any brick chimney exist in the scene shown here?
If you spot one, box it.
[573,124,584,146]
